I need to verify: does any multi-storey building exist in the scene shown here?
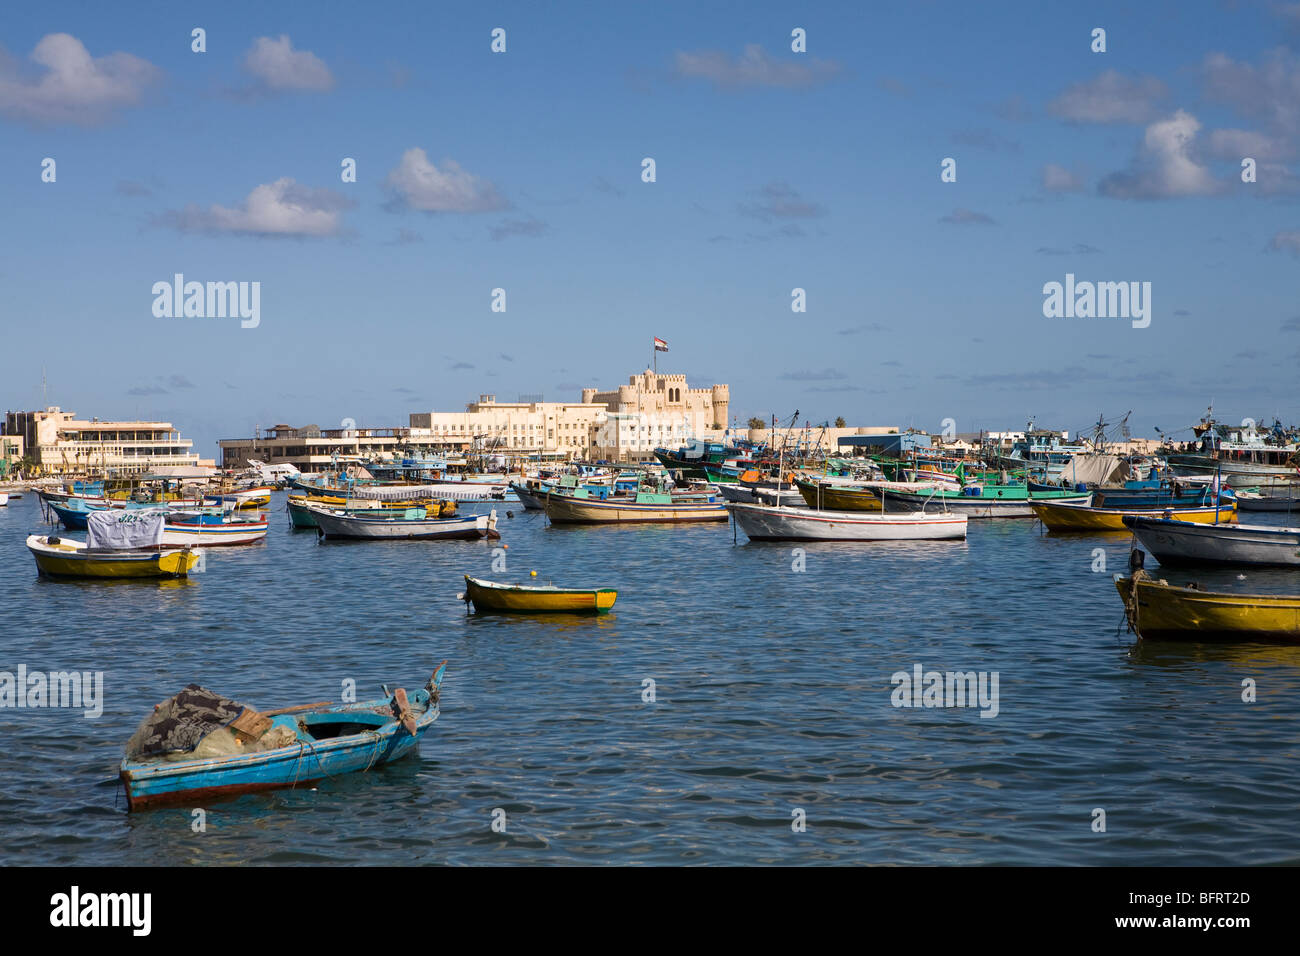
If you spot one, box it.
[216,370,735,469]
[3,407,200,475]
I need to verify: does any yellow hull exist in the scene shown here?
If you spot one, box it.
[1116,571,1300,642]
[463,575,616,613]
[795,480,882,511]
[27,536,198,579]
[1032,501,1236,531]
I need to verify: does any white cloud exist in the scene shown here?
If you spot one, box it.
[0,33,159,125]
[1206,127,1290,161]
[1048,70,1168,124]
[1204,49,1300,136]
[674,44,842,90]
[1099,110,1221,199]
[156,178,351,237]
[1042,164,1084,192]
[243,35,333,92]
[383,148,507,213]
[1269,231,1300,256]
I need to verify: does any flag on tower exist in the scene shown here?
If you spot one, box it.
[653,337,669,352]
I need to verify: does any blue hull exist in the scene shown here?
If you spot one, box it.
[47,500,90,529]
[122,673,444,810]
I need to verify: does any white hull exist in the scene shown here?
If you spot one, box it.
[160,521,269,547]
[311,505,498,540]
[1128,517,1300,567]
[728,503,967,541]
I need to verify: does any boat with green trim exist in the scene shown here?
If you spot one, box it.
[879,482,1090,517]
[461,575,618,613]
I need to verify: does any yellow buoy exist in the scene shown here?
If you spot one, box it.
[530,570,537,577]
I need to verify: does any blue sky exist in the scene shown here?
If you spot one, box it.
[3,0,1299,456]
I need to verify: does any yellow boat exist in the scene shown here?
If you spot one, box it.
[462,575,617,613]
[794,478,883,512]
[1031,499,1236,532]
[1116,569,1300,643]
[26,534,199,579]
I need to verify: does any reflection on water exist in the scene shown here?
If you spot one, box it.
[2,491,1300,865]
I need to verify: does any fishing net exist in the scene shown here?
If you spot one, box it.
[124,684,253,758]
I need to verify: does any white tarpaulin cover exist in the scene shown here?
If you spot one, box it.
[87,509,167,550]
[1058,454,1122,486]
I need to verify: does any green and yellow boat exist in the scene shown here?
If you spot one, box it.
[462,575,617,613]
[794,477,883,511]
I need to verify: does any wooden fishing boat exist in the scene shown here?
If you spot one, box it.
[120,664,446,809]
[1123,515,1300,567]
[508,480,549,510]
[160,511,269,547]
[48,500,268,545]
[727,502,967,540]
[1031,499,1236,531]
[1116,568,1300,642]
[544,490,727,523]
[461,575,617,613]
[794,477,883,512]
[881,484,1090,518]
[1091,486,1235,509]
[294,477,507,502]
[25,534,199,578]
[286,494,452,529]
[1235,482,1300,512]
[310,504,498,540]
[205,486,273,509]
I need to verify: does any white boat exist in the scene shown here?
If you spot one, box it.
[0,492,7,507]
[1124,515,1300,567]
[310,505,499,540]
[1235,483,1300,512]
[727,502,967,541]
[160,511,269,547]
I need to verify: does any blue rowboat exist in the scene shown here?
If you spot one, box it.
[121,663,447,810]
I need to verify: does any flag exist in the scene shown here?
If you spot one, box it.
[654,337,669,352]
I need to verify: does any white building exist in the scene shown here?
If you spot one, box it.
[5,407,202,475]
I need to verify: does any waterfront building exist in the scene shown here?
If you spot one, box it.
[220,370,737,468]
[409,395,608,459]
[218,423,405,471]
[0,433,24,477]
[582,370,729,432]
[3,407,200,475]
